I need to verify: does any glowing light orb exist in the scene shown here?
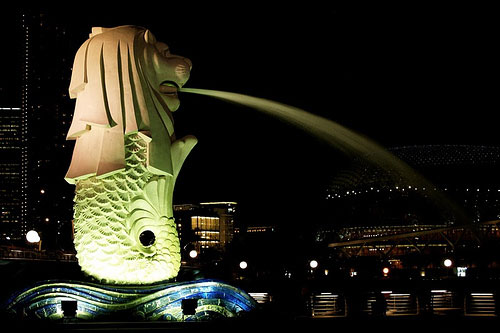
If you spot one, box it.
[309,260,318,269]
[189,250,198,258]
[26,230,40,243]
[382,267,390,275]
[239,261,248,270]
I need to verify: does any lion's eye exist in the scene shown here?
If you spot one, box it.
[139,230,156,247]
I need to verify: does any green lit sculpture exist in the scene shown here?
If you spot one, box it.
[4,25,257,321]
[65,26,197,284]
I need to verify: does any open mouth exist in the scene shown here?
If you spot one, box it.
[159,80,180,96]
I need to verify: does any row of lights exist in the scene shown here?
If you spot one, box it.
[328,186,500,199]
[25,232,460,277]
[239,260,318,271]
[27,230,458,271]
[20,13,30,236]
[187,250,317,273]
[24,234,253,271]
[27,235,463,279]
[347,259,457,278]
[184,256,455,275]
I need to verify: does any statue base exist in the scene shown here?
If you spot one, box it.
[4,279,257,321]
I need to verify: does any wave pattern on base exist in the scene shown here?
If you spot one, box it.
[5,279,257,321]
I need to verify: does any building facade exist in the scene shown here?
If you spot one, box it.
[0,107,25,240]
[24,11,77,250]
[174,202,238,255]
[314,145,500,277]
[0,10,80,248]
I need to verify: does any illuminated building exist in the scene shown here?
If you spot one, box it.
[173,202,237,254]
[0,107,25,240]
[1,11,76,245]
[0,11,77,247]
[199,202,237,249]
[316,145,500,274]
[0,13,30,241]
[25,11,75,249]
[191,215,221,251]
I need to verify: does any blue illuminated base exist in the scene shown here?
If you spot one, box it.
[5,279,257,321]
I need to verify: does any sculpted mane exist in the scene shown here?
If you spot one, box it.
[66,26,180,183]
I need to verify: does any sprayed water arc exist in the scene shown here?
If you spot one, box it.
[179,87,468,224]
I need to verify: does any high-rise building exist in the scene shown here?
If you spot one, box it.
[0,10,77,247]
[0,107,25,240]
[22,10,76,249]
[0,11,29,241]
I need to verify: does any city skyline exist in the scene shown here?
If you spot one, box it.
[2,6,500,326]
[0,5,497,231]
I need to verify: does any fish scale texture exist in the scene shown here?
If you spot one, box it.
[73,133,181,284]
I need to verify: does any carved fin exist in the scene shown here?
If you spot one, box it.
[171,135,198,180]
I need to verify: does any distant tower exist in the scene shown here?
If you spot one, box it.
[20,10,75,248]
[0,107,25,240]
[0,10,75,244]
[0,11,29,241]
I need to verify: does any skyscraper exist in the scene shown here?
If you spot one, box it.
[0,10,77,247]
[0,11,29,241]
[0,107,25,240]
[23,10,76,249]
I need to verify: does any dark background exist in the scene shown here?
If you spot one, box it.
[0,4,497,228]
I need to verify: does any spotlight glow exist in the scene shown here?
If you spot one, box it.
[26,230,40,243]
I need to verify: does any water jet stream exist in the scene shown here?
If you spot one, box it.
[179,88,469,225]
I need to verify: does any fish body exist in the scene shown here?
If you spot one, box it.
[74,133,181,284]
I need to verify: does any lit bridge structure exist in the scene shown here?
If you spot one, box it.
[327,219,500,259]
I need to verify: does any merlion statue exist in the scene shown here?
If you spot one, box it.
[65,26,197,284]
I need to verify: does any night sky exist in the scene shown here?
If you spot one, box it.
[1,5,497,227]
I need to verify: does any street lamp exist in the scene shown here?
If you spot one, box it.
[239,261,248,270]
[443,259,453,268]
[26,230,40,243]
[189,249,198,259]
[26,230,42,251]
[309,260,318,269]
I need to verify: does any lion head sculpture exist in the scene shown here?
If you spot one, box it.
[65,25,193,182]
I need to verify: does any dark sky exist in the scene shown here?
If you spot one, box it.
[1,5,498,227]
